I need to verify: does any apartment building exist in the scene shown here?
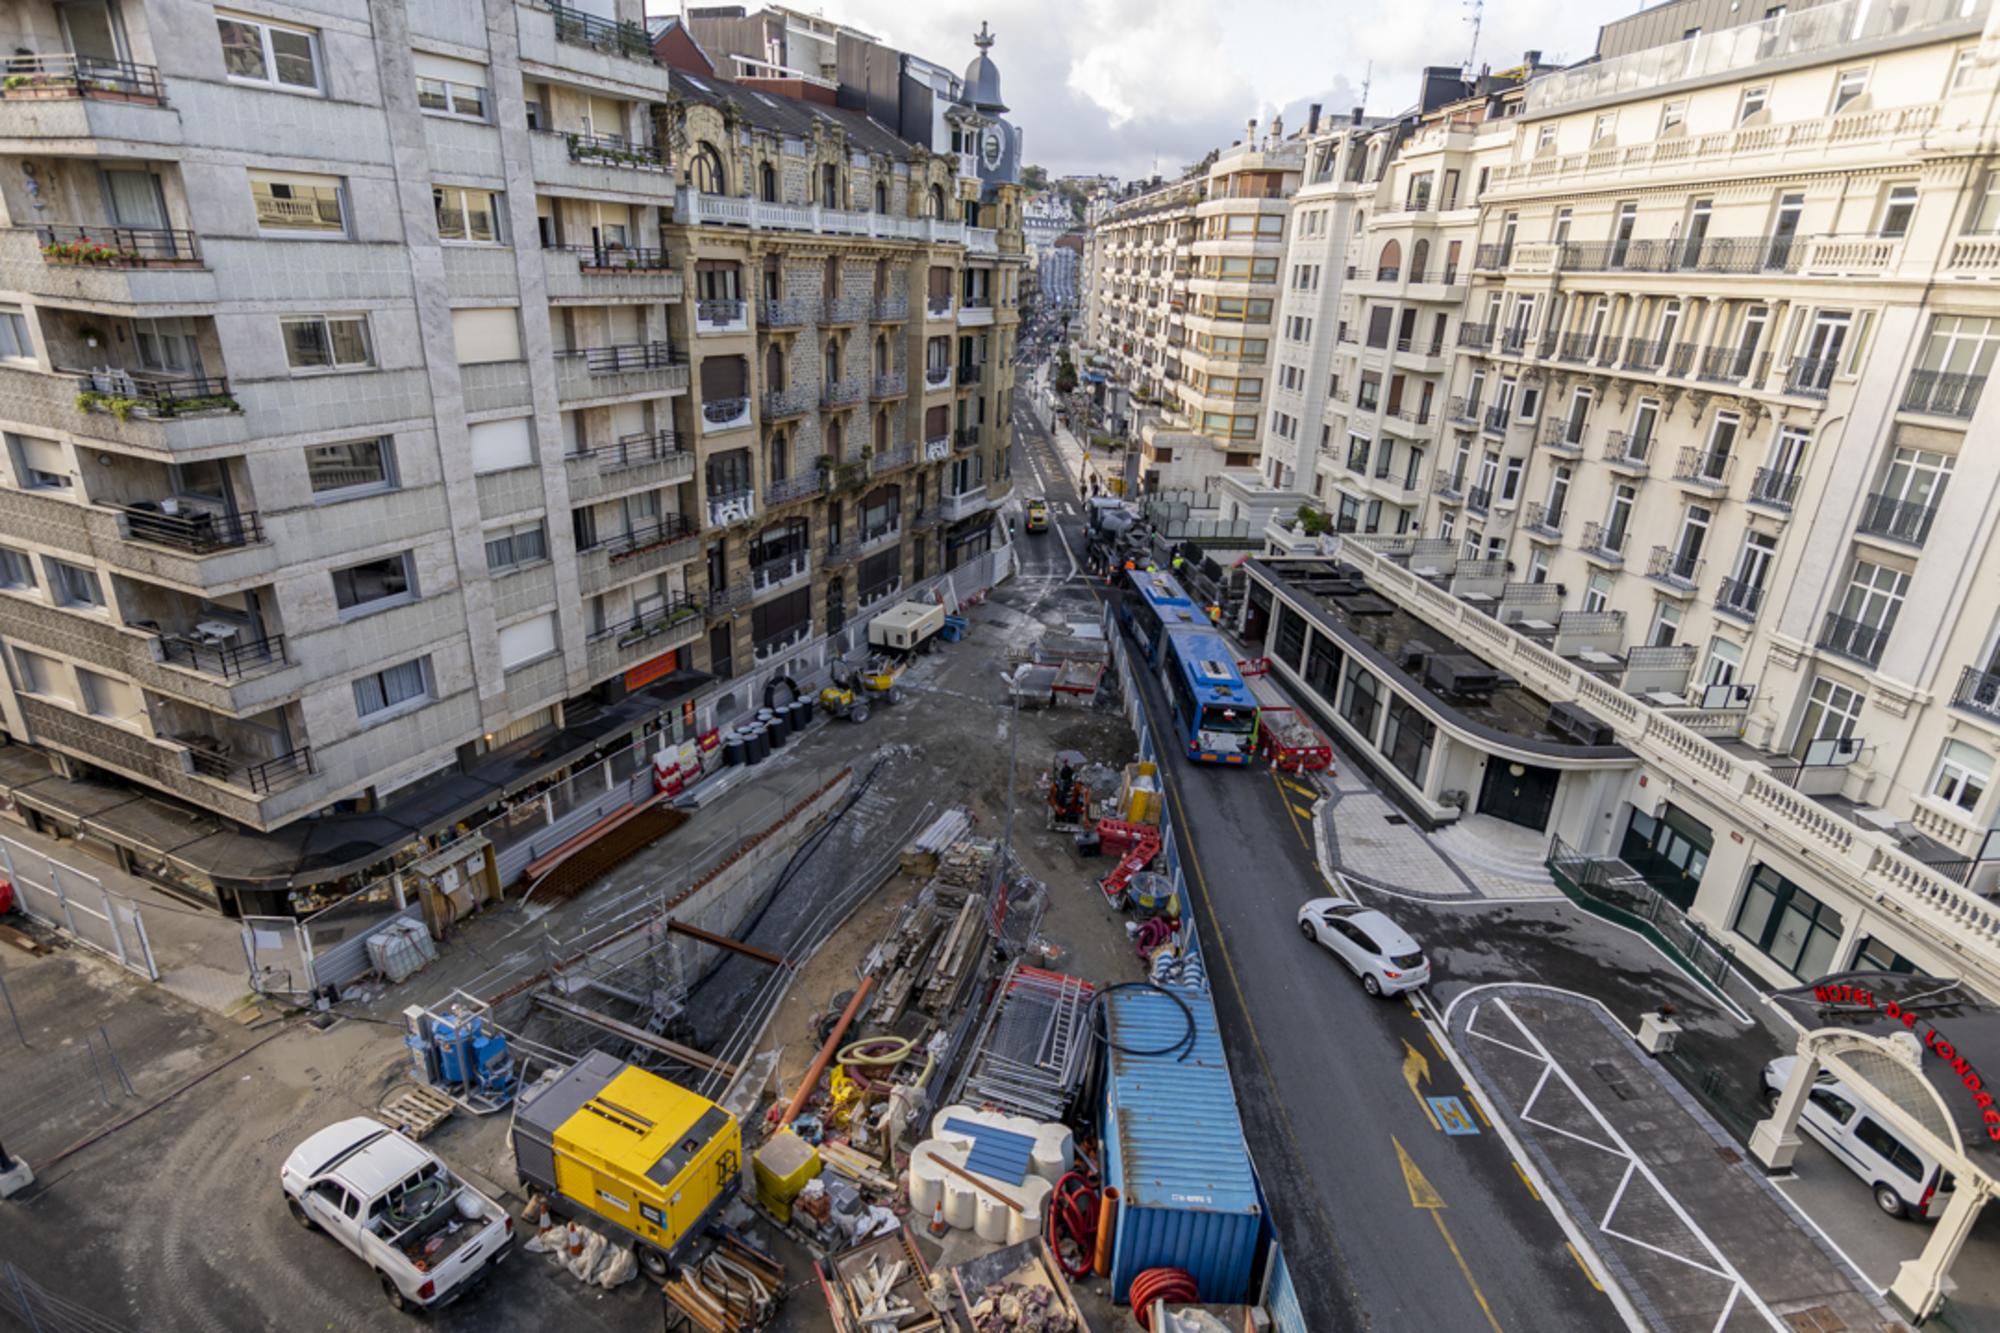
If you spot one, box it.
[1256,0,2000,998]
[0,0,1017,912]
[1078,176,1202,461]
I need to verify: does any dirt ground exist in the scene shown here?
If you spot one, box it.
[0,564,1153,1333]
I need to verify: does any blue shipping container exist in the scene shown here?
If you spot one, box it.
[1102,983,1261,1304]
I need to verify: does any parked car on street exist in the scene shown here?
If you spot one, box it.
[1760,1057,1954,1220]
[281,1117,514,1312]
[1296,898,1430,995]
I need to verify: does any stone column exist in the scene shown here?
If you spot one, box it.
[1888,1180,1991,1322]
[1747,1045,1817,1169]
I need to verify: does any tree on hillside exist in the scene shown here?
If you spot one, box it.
[1021,163,1049,191]
[1053,179,1088,218]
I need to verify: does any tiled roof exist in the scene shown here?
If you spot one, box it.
[666,69,922,162]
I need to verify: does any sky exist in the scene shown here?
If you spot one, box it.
[653,0,1615,180]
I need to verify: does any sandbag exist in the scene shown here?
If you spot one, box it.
[595,1246,638,1289]
[566,1228,607,1282]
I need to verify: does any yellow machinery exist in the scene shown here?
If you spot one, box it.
[512,1050,741,1277]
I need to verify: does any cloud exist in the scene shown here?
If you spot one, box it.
[649,0,1606,179]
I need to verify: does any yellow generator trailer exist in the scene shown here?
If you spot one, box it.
[512,1050,741,1278]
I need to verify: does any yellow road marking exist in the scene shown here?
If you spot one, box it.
[1511,1160,1540,1201]
[1427,1029,1447,1059]
[1567,1242,1605,1292]
[1402,1040,1441,1132]
[1394,1137,1503,1332]
[1465,1091,1493,1129]
[1269,772,1312,851]
[1280,777,1319,800]
[1290,802,1317,822]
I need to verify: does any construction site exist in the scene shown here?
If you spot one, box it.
[0,518,1288,1333]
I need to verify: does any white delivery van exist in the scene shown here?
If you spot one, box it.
[1762,1056,1955,1220]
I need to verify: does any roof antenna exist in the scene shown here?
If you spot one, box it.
[1358,61,1372,112]
[1463,0,1484,79]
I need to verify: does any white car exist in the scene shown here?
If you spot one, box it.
[280,1117,514,1312]
[1761,1057,1955,1220]
[1297,898,1431,996]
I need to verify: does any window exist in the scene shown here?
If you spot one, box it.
[49,559,103,610]
[1535,125,1557,155]
[1650,600,1681,647]
[251,171,346,235]
[434,186,501,244]
[0,307,31,362]
[353,657,431,719]
[1739,85,1769,123]
[1853,1119,1924,1181]
[11,434,69,491]
[1733,863,1843,979]
[498,613,557,670]
[283,315,372,371]
[484,521,547,572]
[1591,112,1616,144]
[1831,67,1869,114]
[1878,184,1918,239]
[77,669,141,723]
[0,545,34,590]
[414,53,487,120]
[1501,457,1524,502]
[1932,740,1991,813]
[692,143,727,195]
[1795,676,1864,758]
[332,553,416,615]
[468,418,533,474]
[1659,100,1687,134]
[217,11,321,92]
[306,439,395,497]
[451,308,520,365]
[1583,572,1611,613]
[13,648,60,696]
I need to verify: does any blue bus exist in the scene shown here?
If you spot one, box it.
[1159,625,1260,765]
[1118,568,1201,667]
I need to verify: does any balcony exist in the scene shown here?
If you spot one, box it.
[871,371,908,399]
[0,52,165,107]
[957,363,986,387]
[763,385,815,420]
[825,294,871,325]
[10,224,211,310]
[585,595,701,677]
[672,188,967,246]
[1466,485,1493,516]
[705,582,751,617]
[759,297,815,329]
[1784,357,1837,399]
[1554,235,1802,276]
[1522,501,1564,539]
[1672,447,1735,491]
[940,488,991,521]
[701,395,752,435]
[695,298,749,335]
[1715,576,1764,623]
[1951,666,2000,722]
[958,298,995,327]
[923,435,952,462]
[706,487,756,528]
[1855,492,1937,547]
[158,630,287,681]
[1539,420,1586,456]
[1696,345,1762,385]
[1621,339,1667,372]
[1899,369,1985,420]
[1580,521,1628,564]
[955,425,983,451]
[548,1,656,60]
[1431,472,1466,503]
[565,431,690,504]
[821,379,866,408]
[1748,467,1800,511]
[1474,243,1512,271]
[1646,545,1704,593]
[1601,431,1652,473]
[69,371,238,424]
[1448,396,1479,426]
[875,295,909,322]
[1482,404,1510,435]
[926,294,956,321]
[1818,611,1892,667]
[871,443,915,474]
[765,471,821,507]
[750,550,811,597]
[117,502,262,554]
[1498,327,1530,357]
[1456,322,1494,350]
[555,343,687,404]
[923,365,954,392]
[1556,333,1599,364]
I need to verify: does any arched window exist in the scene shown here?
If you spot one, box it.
[821,164,839,209]
[759,162,777,203]
[692,142,726,195]
[1376,239,1402,281]
[875,181,888,213]
[873,258,889,297]
[761,255,781,301]
[874,336,889,376]
[823,256,839,299]
[874,411,888,450]
[824,337,841,386]
[827,418,844,461]
[926,184,946,219]
[765,344,785,392]
[769,429,788,481]
[1411,239,1431,280]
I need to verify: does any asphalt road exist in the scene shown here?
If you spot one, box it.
[1005,380,1623,1331]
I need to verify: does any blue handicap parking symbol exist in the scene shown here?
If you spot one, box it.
[1428,1096,1480,1136]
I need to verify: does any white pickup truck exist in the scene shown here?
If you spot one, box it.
[281,1117,514,1313]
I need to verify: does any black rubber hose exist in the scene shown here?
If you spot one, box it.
[1090,980,1197,1062]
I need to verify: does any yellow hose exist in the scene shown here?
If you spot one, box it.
[838,1035,918,1065]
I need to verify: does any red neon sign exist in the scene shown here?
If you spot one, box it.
[1813,983,2000,1142]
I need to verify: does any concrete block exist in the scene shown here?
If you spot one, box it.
[0,1156,34,1199]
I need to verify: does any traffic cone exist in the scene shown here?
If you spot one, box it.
[927,1193,949,1237]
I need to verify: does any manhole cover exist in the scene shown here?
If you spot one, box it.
[1716,1146,1741,1165]
[1782,1307,1845,1333]
[1384,814,1408,826]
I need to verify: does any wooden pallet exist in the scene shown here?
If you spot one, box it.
[380,1084,455,1140]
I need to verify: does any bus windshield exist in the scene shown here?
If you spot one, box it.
[1201,704,1256,734]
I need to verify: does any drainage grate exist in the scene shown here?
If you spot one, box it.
[1715,1146,1741,1165]
[1782,1306,1845,1333]
[1384,814,1408,826]
[1591,1060,1636,1101]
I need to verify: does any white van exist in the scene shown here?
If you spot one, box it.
[1762,1056,1955,1221]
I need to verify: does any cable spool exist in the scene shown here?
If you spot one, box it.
[1130,1268,1198,1327]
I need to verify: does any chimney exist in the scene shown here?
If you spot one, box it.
[1269,115,1283,143]
[1246,117,1258,145]
[1523,49,1542,68]
[1308,103,1322,133]
[1351,105,1363,125]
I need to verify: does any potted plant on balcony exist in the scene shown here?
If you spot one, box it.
[73,323,106,349]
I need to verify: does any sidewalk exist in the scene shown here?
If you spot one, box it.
[1451,987,1901,1333]
[0,819,252,1017]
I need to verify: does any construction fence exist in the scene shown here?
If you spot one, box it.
[0,837,155,982]
[1,1263,139,1333]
